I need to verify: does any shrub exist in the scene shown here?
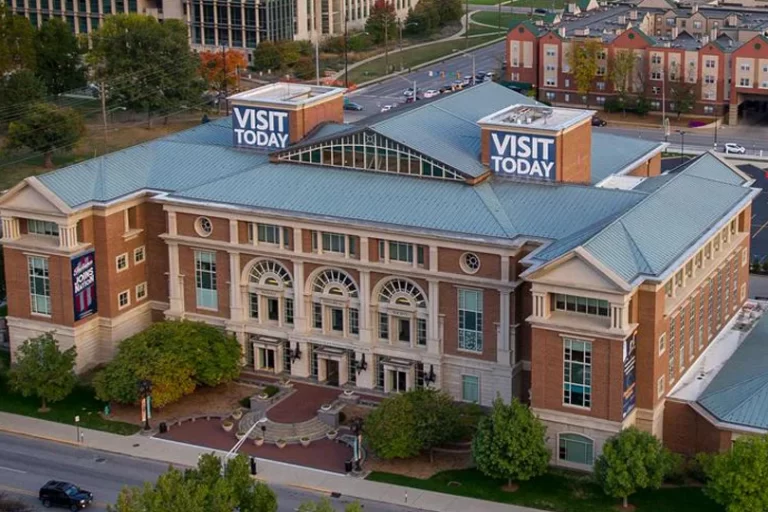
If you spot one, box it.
[701,435,768,512]
[263,385,280,398]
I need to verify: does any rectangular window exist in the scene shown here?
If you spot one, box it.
[689,298,696,361]
[285,298,294,325]
[267,298,279,321]
[417,319,427,346]
[458,289,483,352]
[257,223,280,244]
[559,434,594,466]
[379,312,389,340]
[716,271,722,326]
[313,303,322,329]
[554,294,609,317]
[249,294,259,319]
[461,375,479,403]
[724,266,731,316]
[397,318,411,343]
[699,288,705,350]
[563,338,591,408]
[330,307,344,332]
[389,241,414,263]
[195,251,217,310]
[732,258,739,310]
[708,279,714,338]
[118,290,130,309]
[133,245,145,264]
[658,332,666,355]
[28,256,51,315]
[657,375,665,398]
[322,232,346,254]
[135,282,147,301]
[27,220,59,237]
[116,253,128,272]
[679,305,686,369]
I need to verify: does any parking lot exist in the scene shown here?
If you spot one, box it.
[735,163,768,262]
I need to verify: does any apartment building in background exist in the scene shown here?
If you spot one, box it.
[0,80,759,466]
[506,0,768,124]
[6,0,415,56]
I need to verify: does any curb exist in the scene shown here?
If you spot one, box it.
[350,35,505,91]
[0,426,84,448]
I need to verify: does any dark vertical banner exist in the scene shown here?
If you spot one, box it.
[622,333,637,419]
[72,251,97,321]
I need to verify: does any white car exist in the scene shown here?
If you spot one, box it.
[403,88,420,97]
[423,89,439,99]
[380,104,395,113]
[723,142,746,154]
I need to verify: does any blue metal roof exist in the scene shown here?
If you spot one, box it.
[590,133,661,184]
[698,314,768,430]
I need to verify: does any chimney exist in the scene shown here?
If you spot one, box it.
[702,34,710,44]
[228,82,345,151]
[710,27,718,40]
[692,3,698,13]
[478,104,594,184]
[671,26,679,38]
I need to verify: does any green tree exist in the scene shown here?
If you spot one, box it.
[298,498,362,512]
[608,48,635,112]
[276,41,302,68]
[594,427,673,509]
[0,69,46,126]
[566,39,602,107]
[365,0,397,45]
[433,0,462,25]
[93,320,241,407]
[0,6,36,75]
[670,82,696,119]
[472,396,550,487]
[4,102,85,168]
[409,388,461,462]
[88,14,203,128]
[252,41,281,72]
[8,333,77,411]
[363,391,421,459]
[701,435,768,512]
[35,18,86,95]
[109,454,278,512]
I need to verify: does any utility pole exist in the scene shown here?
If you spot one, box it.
[100,82,108,149]
[344,7,349,87]
[399,19,403,71]
[384,17,389,75]
[314,0,320,85]
[465,0,469,49]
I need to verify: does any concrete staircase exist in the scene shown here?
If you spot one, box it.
[238,412,332,444]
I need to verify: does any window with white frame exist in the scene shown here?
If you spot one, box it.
[558,433,594,465]
[740,63,751,71]
[133,246,145,264]
[461,375,479,403]
[658,332,666,355]
[545,78,556,86]
[657,375,665,398]
[739,78,751,87]
[596,82,605,91]
[116,253,128,272]
[698,288,705,350]
[458,288,483,352]
[377,278,428,347]
[118,290,130,309]
[545,64,556,71]
[689,297,696,361]
[545,92,556,100]
[597,66,606,76]
[28,256,50,315]
[704,75,715,84]
[596,96,606,104]
[247,259,294,325]
[679,305,686,369]
[668,316,677,382]
[704,106,714,114]
[732,258,738,310]
[195,250,218,310]
[311,268,360,337]
[563,338,591,408]
[554,294,609,317]
[652,87,661,95]
[311,231,357,257]
[546,48,556,57]
[248,223,290,248]
[27,220,59,237]
[651,71,662,80]
[651,54,662,64]
[379,240,425,266]
[136,282,147,301]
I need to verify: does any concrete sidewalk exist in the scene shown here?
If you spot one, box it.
[0,411,539,512]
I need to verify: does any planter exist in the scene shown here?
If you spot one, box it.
[343,388,355,397]
[300,437,311,447]
[232,408,243,420]
[321,403,332,411]
[276,439,287,449]
[254,437,264,447]
[258,393,269,400]
[222,421,234,433]
[326,430,338,440]
[235,431,246,440]
[279,378,293,388]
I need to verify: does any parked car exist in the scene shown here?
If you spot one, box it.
[724,142,746,154]
[534,7,548,14]
[380,104,396,112]
[343,100,364,111]
[452,79,465,89]
[439,84,454,94]
[39,481,93,510]
[404,95,421,103]
[423,89,439,99]
[475,72,486,82]
[483,71,496,82]
[403,87,421,97]
[591,116,607,127]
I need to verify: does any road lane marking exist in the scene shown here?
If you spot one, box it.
[0,466,26,474]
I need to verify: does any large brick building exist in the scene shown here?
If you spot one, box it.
[506,2,768,124]
[0,81,759,466]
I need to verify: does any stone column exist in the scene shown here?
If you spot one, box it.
[58,224,78,248]
[168,242,184,315]
[355,351,375,389]
[427,280,440,355]
[318,357,328,382]
[229,252,243,322]
[359,270,371,343]
[291,341,311,378]
[338,354,349,385]
[293,261,306,331]
[1,217,20,240]
[498,290,511,365]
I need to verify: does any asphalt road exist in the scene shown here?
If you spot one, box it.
[0,432,424,512]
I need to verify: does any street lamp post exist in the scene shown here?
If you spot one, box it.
[398,21,419,71]
[138,379,152,431]
[714,116,719,150]
[677,129,686,161]
[344,8,349,88]
[351,418,363,471]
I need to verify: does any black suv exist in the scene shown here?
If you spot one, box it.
[39,481,93,511]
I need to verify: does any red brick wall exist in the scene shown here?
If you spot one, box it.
[176,212,230,242]
[440,283,498,362]
[437,247,501,279]
[531,327,624,422]
[5,248,74,325]
[663,400,731,456]
[146,203,168,303]
[290,97,344,144]
[179,245,230,318]
[506,25,540,85]
[559,121,592,184]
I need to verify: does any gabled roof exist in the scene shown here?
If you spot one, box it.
[509,19,546,36]
[698,314,768,431]
[591,133,663,184]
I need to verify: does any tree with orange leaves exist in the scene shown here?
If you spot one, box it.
[198,49,247,94]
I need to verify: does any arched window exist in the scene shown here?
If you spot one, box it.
[246,259,294,326]
[310,269,360,337]
[558,433,594,466]
[376,278,428,347]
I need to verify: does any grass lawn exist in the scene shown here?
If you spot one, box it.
[367,469,722,512]
[467,0,508,5]
[346,34,503,84]
[0,359,140,436]
[465,24,506,36]
[471,11,541,28]
[511,0,565,8]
